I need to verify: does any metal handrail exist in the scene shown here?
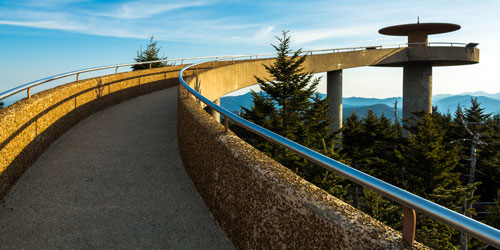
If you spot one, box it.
[178,57,499,248]
[0,41,471,103]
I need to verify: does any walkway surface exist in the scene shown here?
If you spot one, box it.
[0,87,234,249]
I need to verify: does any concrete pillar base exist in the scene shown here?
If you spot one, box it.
[327,70,343,133]
[402,63,432,136]
[208,98,220,123]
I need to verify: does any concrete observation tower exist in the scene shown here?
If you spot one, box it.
[326,22,479,134]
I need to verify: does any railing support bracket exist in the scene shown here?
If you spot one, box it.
[402,206,416,247]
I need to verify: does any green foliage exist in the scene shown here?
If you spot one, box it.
[295,138,351,199]
[417,217,457,250]
[465,97,492,124]
[342,110,401,185]
[132,36,169,71]
[359,188,401,226]
[486,190,500,229]
[396,114,461,195]
[232,30,348,198]
[231,31,498,249]
[0,101,4,109]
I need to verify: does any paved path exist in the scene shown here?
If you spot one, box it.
[0,87,234,250]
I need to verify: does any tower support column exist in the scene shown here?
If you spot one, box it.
[327,70,343,133]
[402,63,432,135]
[208,98,220,123]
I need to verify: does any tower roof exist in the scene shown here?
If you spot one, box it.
[379,23,460,36]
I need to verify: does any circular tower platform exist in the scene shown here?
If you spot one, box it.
[379,23,461,46]
[377,22,473,136]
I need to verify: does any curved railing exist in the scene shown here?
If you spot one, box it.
[1,40,491,247]
[0,41,472,103]
[178,56,499,248]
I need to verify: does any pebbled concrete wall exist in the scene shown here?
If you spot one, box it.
[0,65,186,200]
[178,86,429,249]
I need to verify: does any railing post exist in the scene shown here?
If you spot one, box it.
[27,88,31,99]
[149,63,152,69]
[115,66,119,74]
[181,59,184,65]
[76,73,80,81]
[402,206,416,246]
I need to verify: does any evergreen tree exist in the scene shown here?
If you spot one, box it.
[360,188,401,227]
[252,31,321,146]
[462,98,499,202]
[477,117,500,201]
[0,101,3,109]
[486,190,500,230]
[295,138,351,199]
[396,113,473,249]
[342,110,400,184]
[447,99,500,203]
[396,114,461,195]
[132,36,169,71]
[341,112,364,165]
[342,110,402,223]
[232,30,346,196]
[465,97,491,124]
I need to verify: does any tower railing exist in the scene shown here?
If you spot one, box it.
[0,42,470,103]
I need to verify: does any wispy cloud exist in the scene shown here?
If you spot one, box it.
[0,20,85,31]
[17,0,90,8]
[91,1,209,19]
[0,0,499,48]
[291,25,381,45]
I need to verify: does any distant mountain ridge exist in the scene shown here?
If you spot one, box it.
[435,95,500,115]
[221,91,500,120]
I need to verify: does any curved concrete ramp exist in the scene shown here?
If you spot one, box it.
[0,87,234,249]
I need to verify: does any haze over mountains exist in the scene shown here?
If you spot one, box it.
[221,91,500,121]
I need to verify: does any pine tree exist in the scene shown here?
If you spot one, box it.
[450,99,500,202]
[396,113,470,249]
[342,110,400,184]
[360,188,401,227]
[132,36,169,71]
[477,117,500,201]
[252,31,321,146]
[465,97,491,124]
[486,190,500,230]
[233,30,344,196]
[342,110,402,222]
[341,112,364,167]
[396,114,461,195]
[462,98,499,202]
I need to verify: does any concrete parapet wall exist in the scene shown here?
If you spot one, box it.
[191,47,478,103]
[178,86,429,249]
[0,66,185,200]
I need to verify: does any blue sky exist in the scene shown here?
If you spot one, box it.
[1,0,499,100]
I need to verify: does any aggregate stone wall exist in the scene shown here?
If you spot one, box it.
[0,65,187,200]
[177,86,429,249]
